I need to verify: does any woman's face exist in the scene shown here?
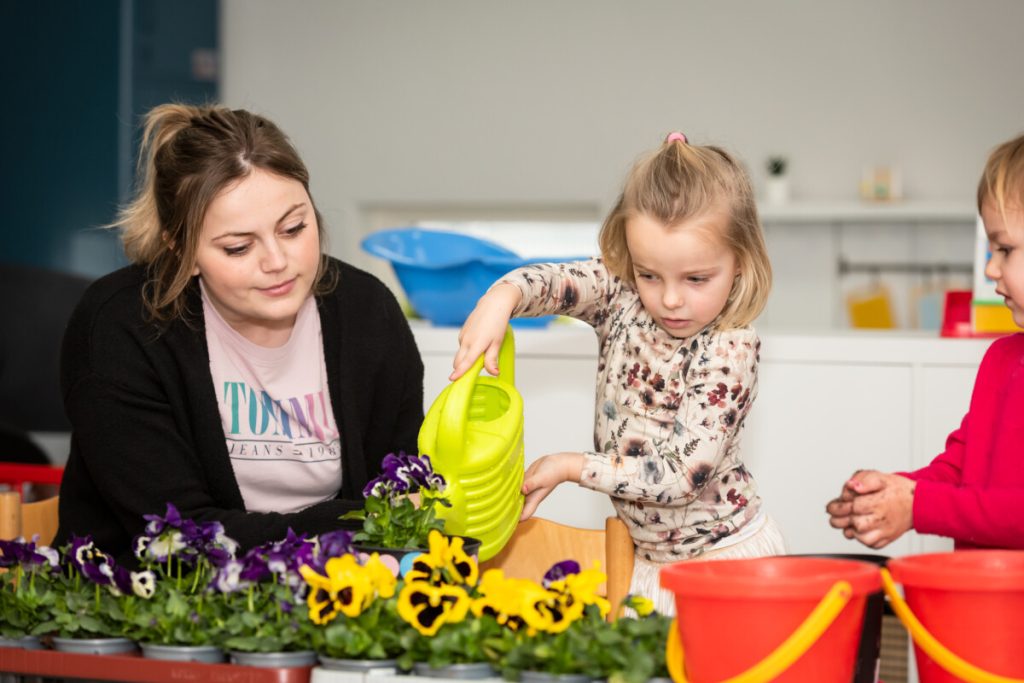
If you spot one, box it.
[193,168,321,346]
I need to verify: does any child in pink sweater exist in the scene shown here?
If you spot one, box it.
[826,132,1024,550]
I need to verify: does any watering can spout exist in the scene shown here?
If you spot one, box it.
[419,326,525,561]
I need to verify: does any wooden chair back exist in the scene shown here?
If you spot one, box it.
[0,490,60,545]
[480,516,634,618]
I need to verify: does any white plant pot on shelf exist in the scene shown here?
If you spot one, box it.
[765,177,790,205]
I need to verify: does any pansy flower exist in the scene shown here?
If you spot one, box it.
[404,530,478,586]
[542,559,580,587]
[471,568,540,631]
[299,554,377,624]
[131,570,157,598]
[311,529,356,572]
[521,586,583,634]
[624,594,656,617]
[363,452,447,501]
[0,538,58,569]
[397,580,471,636]
[545,561,611,619]
[212,559,246,593]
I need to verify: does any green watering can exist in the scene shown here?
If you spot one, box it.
[418,327,525,561]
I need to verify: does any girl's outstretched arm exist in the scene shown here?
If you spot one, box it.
[450,283,521,380]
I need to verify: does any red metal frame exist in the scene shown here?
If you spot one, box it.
[0,462,64,499]
[0,648,311,683]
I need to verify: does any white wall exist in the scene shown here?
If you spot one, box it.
[220,1,1024,306]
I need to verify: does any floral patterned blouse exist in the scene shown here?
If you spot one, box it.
[500,259,764,562]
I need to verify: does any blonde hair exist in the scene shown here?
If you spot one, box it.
[978,132,1024,217]
[598,136,771,330]
[113,103,336,322]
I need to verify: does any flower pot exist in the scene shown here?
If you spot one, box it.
[318,655,398,673]
[229,650,318,667]
[51,636,137,655]
[520,672,593,683]
[141,643,225,663]
[765,177,790,205]
[413,661,496,679]
[353,536,482,578]
[0,635,43,650]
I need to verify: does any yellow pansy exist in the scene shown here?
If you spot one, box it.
[549,562,611,619]
[404,530,479,587]
[299,555,374,623]
[521,587,583,634]
[624,594,655,617]
[363,553,397,599]
[471,569,542,631]
[397,580,471,636]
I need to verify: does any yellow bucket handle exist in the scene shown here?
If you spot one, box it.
[880,568,1024,683]
[437,326,516,458]
[666,580,852,683]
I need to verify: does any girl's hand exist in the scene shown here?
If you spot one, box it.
[844,470,916,549]
[450,283,522,380]
[520,452,585,521]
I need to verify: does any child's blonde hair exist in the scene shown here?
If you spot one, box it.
[598,134,771,330]
[978,132,1024,216]
[114,103,336,322]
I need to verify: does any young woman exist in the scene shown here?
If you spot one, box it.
[55,104,424,563]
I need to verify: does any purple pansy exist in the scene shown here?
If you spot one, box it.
[362,451,447,500]
[0,538,59,569]
[311,530,355,571]
[542,559,581,587]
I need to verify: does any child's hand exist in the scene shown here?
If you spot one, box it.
[843,470,915,549]
[450,283,522,381]
[520,452,585,521]
[825,472,862,539]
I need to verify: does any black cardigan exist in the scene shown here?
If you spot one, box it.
[55,258,424,563]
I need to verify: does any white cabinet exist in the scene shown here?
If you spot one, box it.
[414,323,990,556]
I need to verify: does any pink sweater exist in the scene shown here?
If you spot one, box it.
[903,333,1024,549]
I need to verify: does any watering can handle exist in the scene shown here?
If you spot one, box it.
[437,327,516,458]
[880,568,1024,683]
[666,580,852,683]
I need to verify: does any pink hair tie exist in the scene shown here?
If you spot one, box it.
[665,132,688,144]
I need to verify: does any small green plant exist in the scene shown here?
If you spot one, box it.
[342,452,449,550]
[766,156,788,176]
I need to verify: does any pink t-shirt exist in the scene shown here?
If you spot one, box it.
[201,282,342,514]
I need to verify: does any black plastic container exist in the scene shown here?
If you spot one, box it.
[791,553,888,683]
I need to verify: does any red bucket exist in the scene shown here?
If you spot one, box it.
[886,551,1024,683]
[661,557,880,683]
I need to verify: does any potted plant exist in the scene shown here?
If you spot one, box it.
[765,155,790,205]
[44,535,141,655]
[493,560,612,682]
[342,452,480,574]
[395,530,510,678]
[210,529,319,668]
[597,596,673,683]
[0,537,60,649]
[297,530,403,672]
[126,503,238,663]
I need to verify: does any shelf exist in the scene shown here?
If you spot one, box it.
[758,200,976,224]
[0,648,311,683]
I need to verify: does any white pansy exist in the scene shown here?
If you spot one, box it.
[131,570,156,598]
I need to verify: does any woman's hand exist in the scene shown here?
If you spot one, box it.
[827,470,915,549]
[450,283,522,380]
[520,452,585,521]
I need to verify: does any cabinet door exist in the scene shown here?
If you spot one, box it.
[743,361,916,556]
